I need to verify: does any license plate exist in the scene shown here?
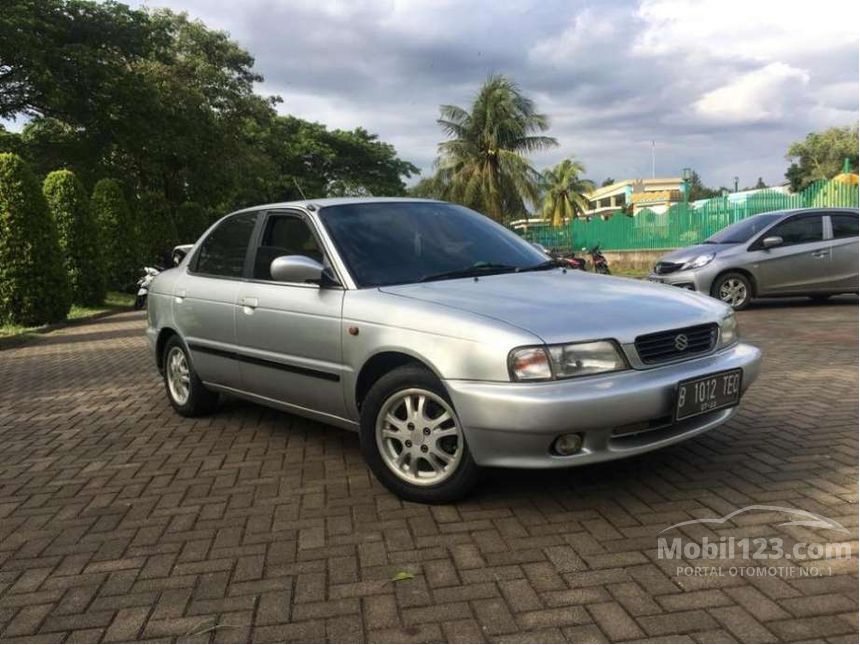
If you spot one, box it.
[675,369,742,421]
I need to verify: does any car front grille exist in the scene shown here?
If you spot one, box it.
[654,261,684,275]
[635,323,718,365]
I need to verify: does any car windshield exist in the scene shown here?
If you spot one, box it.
[318,201,548,288]
[705,212,784,244]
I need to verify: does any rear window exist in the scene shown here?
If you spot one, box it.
[194,212,257,278]
[831,214,859,239]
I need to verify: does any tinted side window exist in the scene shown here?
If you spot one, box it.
[252,214,323,280]
[831,214,859,239]
[195,212,257,277]
[767,216,823,246]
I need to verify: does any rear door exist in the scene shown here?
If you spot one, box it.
[235,210,347,419]
[175,211,259,387]
[752,213,829,294]
[826,211,859,291]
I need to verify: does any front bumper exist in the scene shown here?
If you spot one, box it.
[646,266,717,294]
[445,342,761,468]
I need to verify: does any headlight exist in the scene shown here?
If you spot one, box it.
[509,341,627,381]
[681,253,715,271]
[719,312,738,347]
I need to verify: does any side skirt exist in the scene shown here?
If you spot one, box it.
[204,382,360,432]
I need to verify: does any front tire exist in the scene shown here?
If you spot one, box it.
[163,336,219,417]
[711,272,752,310]
[359,365,480,503]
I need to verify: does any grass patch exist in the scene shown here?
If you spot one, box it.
[610,267,649,279]
[0,291,134,340]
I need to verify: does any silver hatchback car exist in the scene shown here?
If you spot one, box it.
[147,198,761,502]
[649,208,859,309]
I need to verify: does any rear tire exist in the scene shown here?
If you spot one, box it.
[163,336,219,417]
[359,365,480,503]
[711,272,752,310]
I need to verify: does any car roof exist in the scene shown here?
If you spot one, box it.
[762,207,857,216]
[231,196,444,215]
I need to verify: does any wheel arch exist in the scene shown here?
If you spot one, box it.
[711,267,758,298]
[155,327,180,372]
[355,350,442,411]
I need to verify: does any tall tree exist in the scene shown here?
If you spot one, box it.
[43,169,105,305]
[434,74,557,221]
[0,153,70,325]
[785,125,859,191]
[540,158,595,226]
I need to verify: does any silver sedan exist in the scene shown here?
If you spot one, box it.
[648,208,858,309]
[146,198,761,502]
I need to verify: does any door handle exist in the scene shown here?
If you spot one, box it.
[811,250,829,258]
[241,296,258,315]
[174,289,186,303]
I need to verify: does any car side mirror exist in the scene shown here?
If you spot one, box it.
[761,236,783,249]
[270,255,324,283]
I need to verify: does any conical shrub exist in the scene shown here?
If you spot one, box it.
[139,191,178,265]
[92,178,139,289]
[0,153,71,325]
[43,170,106,306]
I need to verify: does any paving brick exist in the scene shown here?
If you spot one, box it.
[588,601,644,641]
[0,296,856,644]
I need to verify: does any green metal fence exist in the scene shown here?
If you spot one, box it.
[518,178,859,252]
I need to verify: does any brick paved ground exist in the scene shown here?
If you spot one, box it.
[0,298,857,643]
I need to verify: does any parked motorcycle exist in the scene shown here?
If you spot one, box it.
[134,266,163,309]
[133,245,194,310]
[584,244,611,274]
[530,242,587,270]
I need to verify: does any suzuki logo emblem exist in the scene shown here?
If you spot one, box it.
[674,334,689,351]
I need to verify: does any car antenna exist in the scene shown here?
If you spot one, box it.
[292,177,308,201]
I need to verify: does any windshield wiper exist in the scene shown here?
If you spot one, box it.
[518,259,562,272]
[418,263,520,283]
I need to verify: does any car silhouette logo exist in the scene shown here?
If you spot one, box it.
[674,334,689,351]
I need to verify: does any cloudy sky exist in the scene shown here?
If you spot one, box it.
[130,0,858,188]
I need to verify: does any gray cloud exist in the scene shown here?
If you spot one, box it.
[133,0,859,188]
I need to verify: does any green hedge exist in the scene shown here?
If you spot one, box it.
[0,153,71,325]
[43,169,106,306]
[92,178,138,289]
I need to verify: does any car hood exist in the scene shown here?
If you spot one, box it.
[659,243,738,264]
[379,270,729,345]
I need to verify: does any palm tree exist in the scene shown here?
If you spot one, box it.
[540,158,595,226]
[434,74,557,222]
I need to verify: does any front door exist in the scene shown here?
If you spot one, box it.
[753,213,830,295]
[175,211,259,388]
[236,210,347,419]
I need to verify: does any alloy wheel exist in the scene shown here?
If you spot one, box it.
[718,277,748,307]
[166,346,191,405]
[375,388,463,486]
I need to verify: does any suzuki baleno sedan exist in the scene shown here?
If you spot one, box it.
[146,198,761,502]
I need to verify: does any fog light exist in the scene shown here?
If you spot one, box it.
[553,433,583,456]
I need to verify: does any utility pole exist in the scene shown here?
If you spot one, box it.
[651,140,655,179]
[733,176,739,193]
